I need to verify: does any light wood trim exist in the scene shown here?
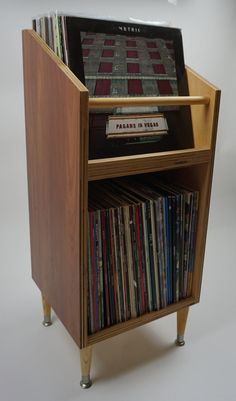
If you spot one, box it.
[80,346,92,376]
[177,307,189,338]
[88,148,211,181]
[42,294,51,318]
[186,66,221,149]
[174,70,220,301]
[88,298,195,345]
[89,95,209,109]
[79,81,89,348]
[191,165,212,300]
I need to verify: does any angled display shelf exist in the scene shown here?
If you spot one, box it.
[22,29,220,388]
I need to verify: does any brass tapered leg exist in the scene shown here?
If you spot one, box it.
[42,294,52,327]
[176,306,189,346]
[80,346,92,389]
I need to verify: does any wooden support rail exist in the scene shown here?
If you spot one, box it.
[88,148,211,181]
[89,95,209,109]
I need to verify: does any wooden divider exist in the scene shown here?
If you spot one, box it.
[89,95,209,109]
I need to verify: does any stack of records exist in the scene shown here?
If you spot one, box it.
[88,177,198,334]
[33,13,69,64]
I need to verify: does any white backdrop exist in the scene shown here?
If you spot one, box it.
[1,1,236,400]
[1,0,236,224]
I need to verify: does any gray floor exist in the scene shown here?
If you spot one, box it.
[1,1,236,400]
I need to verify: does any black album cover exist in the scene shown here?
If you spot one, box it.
[62,16,194,158]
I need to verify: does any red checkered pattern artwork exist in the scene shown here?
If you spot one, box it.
[149,51,161,60]
[104,39,115,46]
[153,64,166,74]
[82,48,90,57]
[127,63,140,73]
[147,41,157,48]
[102,49,114,57]
[94,79,111,96]
[128,79,143,95]
[157,80,173,95]
[82,38,94,45]
[127,50,138,58]
[99,62,113,73]
[80,32,178,97]
[126,40,137,47]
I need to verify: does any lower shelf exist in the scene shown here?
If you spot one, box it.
[87,296,196,345]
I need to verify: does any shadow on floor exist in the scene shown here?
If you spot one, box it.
[92,327,177,382]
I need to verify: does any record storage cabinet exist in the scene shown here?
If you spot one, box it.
[22,29,220,388]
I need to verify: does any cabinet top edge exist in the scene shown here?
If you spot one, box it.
[186,65,221,93]
[22,29,88,95]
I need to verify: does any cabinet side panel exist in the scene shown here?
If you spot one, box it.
[187,66,221,149]
[22,30,88,347]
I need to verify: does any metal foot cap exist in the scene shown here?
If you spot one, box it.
[42,320,52,327]
[80,379,92,389]
[175,338,185,347]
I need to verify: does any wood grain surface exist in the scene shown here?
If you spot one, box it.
[22,30,89,348]
[88,148,211,181]
[177,307,189,337]
[89,95,209,109]
[88,298,195,345]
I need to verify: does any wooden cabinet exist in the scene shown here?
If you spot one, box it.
[22,29,220,388]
